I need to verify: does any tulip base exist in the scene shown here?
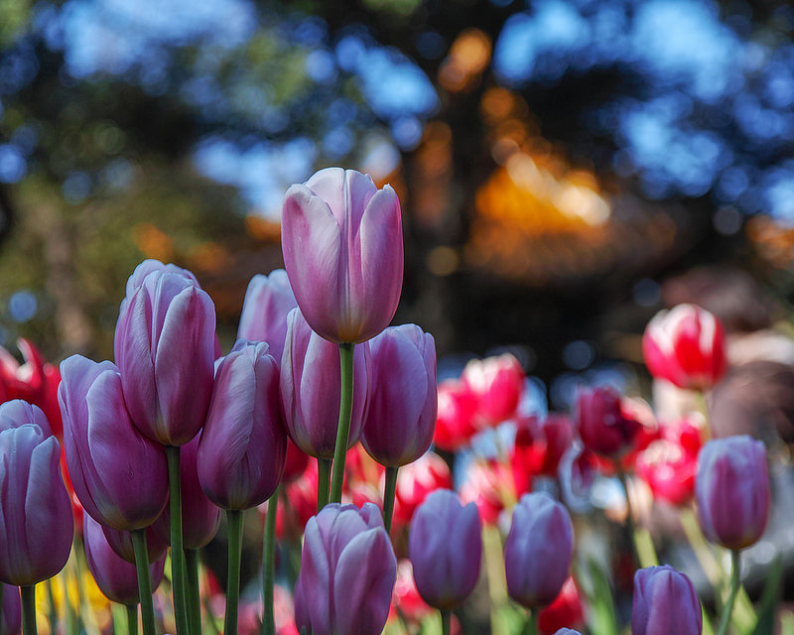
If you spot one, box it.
[262,488,280,635]
[132,529,156,635]
[329,342,355,503]
[21,585,36,635]
[167,445,190,635]
[185,549,202,635]
[225,510,243,635]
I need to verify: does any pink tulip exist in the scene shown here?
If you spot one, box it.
[281,167,403,344]
[281,309,370,458]
[575,386,640,457]
[462,354,525,426]
[643,304,727,390]
[633,566,702,635]
[0,399,52,436]
[237,270,297,365]
[433,379,479,451]
[59,355,168,531]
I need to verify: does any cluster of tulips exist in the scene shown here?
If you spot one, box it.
[0,165,775,635]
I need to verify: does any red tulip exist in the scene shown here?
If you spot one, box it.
[462,354,525,427]
[575,386,641,458]
[539,578,585,635]
[433,380,479,452]
[392,452,453,527]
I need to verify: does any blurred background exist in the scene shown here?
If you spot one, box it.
[1,0,794,408]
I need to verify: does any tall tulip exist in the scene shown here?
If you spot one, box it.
[294,503,396,635]
[632,566,701,635]
[237,270,297,365]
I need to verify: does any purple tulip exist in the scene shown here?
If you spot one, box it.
[2,583,21,635]
[152,434,221,549]
[554,631,582,635]
[294,502,396,635]
[574,386,640,457]
[115,266,216,446]
[632,565,702,635]
[0,424,73,585]
[696,435,770,551]
[237,270,297,365]
[409,489,482,610]
[101,524,169,565]
[281,167,403,344]
[59,355,169,531]
[281,309,370,458]
[0,400,52,436]
[197,341,287,510]
[361,324,437,467]
[84,515,166,606]
[505,493,574,608]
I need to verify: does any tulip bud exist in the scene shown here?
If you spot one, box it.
[409,490,482,610]
[84,515,166,606]
[237,270,298,365]
[696,435,769,550]
[632,565,702,635]
[294,502,396,635]
[115,265,216,446]
[198,340,287,510]
[281,167,403,344]
[361,324,437,467]
[59,355,169,531]
[462,353,525,426]
[0,399,52,436]
[575,386,640,457]
[2,582,21,635]
[505,493,573,609]
[643,304,727,390]
[0,424,73,585]
[281,309,370,458]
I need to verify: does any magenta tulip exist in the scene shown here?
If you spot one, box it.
[409,490,482,610]
[361,324,437,467]
[633,565,702,635]
[696,435,770,551]
[2,583,21,635]
[115,266,216,446]
[59,355,169,531]
[575,386,640,457]
[0,423,73,585]
[294,502,396,635]
[84,515,166,606]
[505,493,574,608]
[281,309,370,458]
[198,340,287,510]
[281,167,403,344]
[237,270,297,365]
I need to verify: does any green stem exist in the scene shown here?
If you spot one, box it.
[185,549,202,635]
[329,342,355,503]
[167,445,189,635]
[440,609,451,635]
[383,466,399,534]
[616,466,658,568]
[125,604,139,635]
[131,529,156,635]
[46,578,57,635]
[21,585,36,635]
[717,550,741,635]
[317,458,331,512]
[225,510,243,635]
[521,611,539,635]
[262,488,280,635]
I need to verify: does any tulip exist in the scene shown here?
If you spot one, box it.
[294,502,396,635]
[393,452,453,528]
[632,565,702,635]
[282,440,310,484]
[558,444,598,513]
[433,379,479,451]
[0,400,52,436]
[59,355,168,531]
[643,304,727,390]
[237,270,297,365]
[115,266,216,447]
[84,515,166,606]
[281,167,403,345]
[552,630,582,635]
[696,435,769,551]
[462,353,525,426]
[102,524,169,565]
[280,309,370,460]
[2,583,21,635]
[505,493,573,609]
[539,414,575,477]
[459,458,512,525]
[0,424,73,586]
[409,490,482,610]
[510,416,547,497]
[390,560,432,625]
[575,386,640,458]
[538,578,585,635]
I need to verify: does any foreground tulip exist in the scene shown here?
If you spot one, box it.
[237,270,298,365]
[2,582,21,635]
[294,503,396,635]
[462,353,525,426]
[409,490,482,611]
[575,386,640,458]
[281,167,403,345]
[643,304,727,390]
[632,565,701,635]
[505,493,573,610]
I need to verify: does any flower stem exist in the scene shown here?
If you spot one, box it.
[166,445,189,635]
[126,604,139,635]
[21,585,36,635]
[185,549,202,635]
[131,529,156,635]
[717,550,741,635]
[616,465,658,568]
[383,466,399,534]
[225,510,243,635]
[521,611,539,635]
[317,459,331,511]
[440,609,451,635]
[330,342,355,503]
[46,578,57,635]
[262,487,280,635]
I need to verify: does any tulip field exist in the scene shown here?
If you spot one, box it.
[0,166,784,635]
